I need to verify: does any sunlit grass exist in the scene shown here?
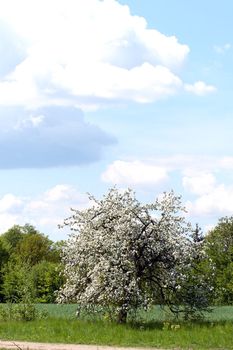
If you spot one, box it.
[0,305,232,349]
[0,318,232,349]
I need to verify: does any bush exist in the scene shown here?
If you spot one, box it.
[0,303,48,321]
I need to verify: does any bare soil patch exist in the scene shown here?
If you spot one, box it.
[0,341,167,350]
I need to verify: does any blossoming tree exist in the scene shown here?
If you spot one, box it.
[58,188,210,323]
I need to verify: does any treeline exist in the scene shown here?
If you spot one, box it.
[0,217,232,305]
[203,216,233,305]
[0,224,64,303]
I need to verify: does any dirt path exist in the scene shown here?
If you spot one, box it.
[0,341,169,350]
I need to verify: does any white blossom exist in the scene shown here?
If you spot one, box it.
[58,188,210,322]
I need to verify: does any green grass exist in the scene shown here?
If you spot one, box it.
[0,318,232,349]
[35,303,171,321]
[204,305,233,322]
[34,303,233,322]
[0,305,232,349]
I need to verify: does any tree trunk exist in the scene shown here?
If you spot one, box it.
[117,308,127,323]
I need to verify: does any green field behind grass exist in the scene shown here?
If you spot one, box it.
[0,304,232,349]
[35,303,233,322]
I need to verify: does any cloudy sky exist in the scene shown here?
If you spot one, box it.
[0,0,233,240]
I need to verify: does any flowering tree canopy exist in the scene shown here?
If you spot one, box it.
[58,188,210,322]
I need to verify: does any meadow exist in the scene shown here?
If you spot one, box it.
[0,304,232,349]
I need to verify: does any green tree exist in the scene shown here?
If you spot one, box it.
[0,238,9,301]
[16,233,55,266]
[0,224,63,303]
[1,225,25,253]
[2,261,36,303]
[168,225,213,318]
[32,261,64,303]
[0,238,9,267]
[205,216,233,305]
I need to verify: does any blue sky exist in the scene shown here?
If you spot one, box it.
[0,0,232,240]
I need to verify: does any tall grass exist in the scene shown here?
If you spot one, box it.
[0,305,232,349]
[0,318,232,349]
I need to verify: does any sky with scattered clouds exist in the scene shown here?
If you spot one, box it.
[0,0,232,240]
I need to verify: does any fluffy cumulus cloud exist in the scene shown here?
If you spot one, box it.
[186,184,233,217]
[184,81,216,96]
[179,159,233,219]
[102,155,233,221]
[103,155,233,186]
[0,106,116,168]
[0,0,213,110]
[102,155,233,187]
[0,194,24,214]
[182,173,216,195]
[0,184,90,240]
[102,160,168,187]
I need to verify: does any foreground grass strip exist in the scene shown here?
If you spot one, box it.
[0,319,232,349]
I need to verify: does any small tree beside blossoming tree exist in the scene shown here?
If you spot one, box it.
[57,188,211,323]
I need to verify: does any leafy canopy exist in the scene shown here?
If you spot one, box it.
[205,216,233,305]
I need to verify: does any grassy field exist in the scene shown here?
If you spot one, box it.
[35,303,233,322]
[0,304,232,349]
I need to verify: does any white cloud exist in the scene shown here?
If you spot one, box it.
[0,78,40,108]
[102,160,168,186]
[0,194,23,213]
[102,155,233,191]
[186,184,233,217]
[0,213,22,234]
[180,158,233,220]
[0,184,90,240]
[184,81,217,96]
[52,62,183,104]
[182,173,216,195]
[102,156,233,220]
[0,0,192,109]
[44,185,78,202]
